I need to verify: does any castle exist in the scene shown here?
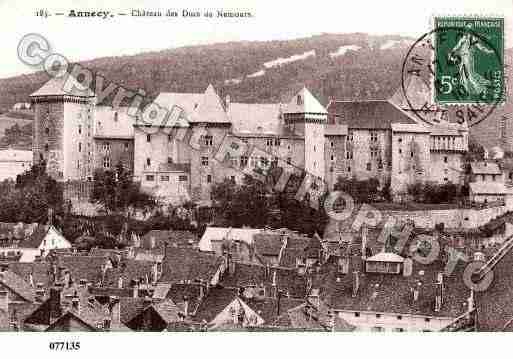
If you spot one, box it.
[30,74,468,204]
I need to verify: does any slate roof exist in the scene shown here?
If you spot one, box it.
[229,103,284,136]
[243,297,304,324]
[284,87,327,115]
[476,242,513,331]
[0,270,35,302]
[253,233,283,257]
[327,100,417,129]
[30,75,95,98]
[317,255,470,318]
[56,255,109,284]
[192,287,238,323]
[102,259,155,288]
[159,247,224,284]
[8,262,52,288]
[165,283,204,314]
[141,230,198,250]
[470,162,502,175]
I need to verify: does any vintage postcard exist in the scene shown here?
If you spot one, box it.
[0,0,512,357]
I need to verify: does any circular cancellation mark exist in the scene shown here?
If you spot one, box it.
[401,24,505,128]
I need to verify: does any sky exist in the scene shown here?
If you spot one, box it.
[0,0,512,78]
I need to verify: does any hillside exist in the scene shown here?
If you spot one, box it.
[0,33,418,111]
[0,33,511,151]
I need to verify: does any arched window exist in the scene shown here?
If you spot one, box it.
[297,95,303,106]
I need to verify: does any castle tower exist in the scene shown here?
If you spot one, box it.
[30,75,96,181]
[283,87,327,179]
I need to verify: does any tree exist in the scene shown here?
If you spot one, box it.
[0,161,64,223]
[464,136,486,162]
[91,162,154,213]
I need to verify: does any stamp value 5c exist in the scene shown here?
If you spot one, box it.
[434,17,504,105]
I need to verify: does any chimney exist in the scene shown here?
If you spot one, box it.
[49,287,62,322]
[152,263,159,284]
[228,253,236,275]
[352,271,360,298]
[48,208,54,226]
[29,272,35,288]
[467,289,475,312]
[118,276,123,289]
[412,281,422,302]
[132,281,139,298]
[71,292,80,315]
[64,271,71,288]
[361,225,368,260]
[0,289,8,313]
[403,257,413,277]
[199,281,205,300]
[183,295,189,317]
[225,94,231,113]
[108,296,121,325]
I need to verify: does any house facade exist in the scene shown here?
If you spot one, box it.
[30,74,469,204]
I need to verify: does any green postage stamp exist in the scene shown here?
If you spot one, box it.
[434,17,504,105]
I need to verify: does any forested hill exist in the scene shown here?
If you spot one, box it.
[0,33,421,111]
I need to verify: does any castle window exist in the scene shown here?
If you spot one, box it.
[240,156,248,167]
[331,155,335,161]
[124,143,129,150]
[179,175,188,182]
[201,157,209,166]
[410,151,414,157]
[398,149,402,154]
[287,157,292,165]
[266,138,273,147]
[146,175,155,182]
[444,156,448,163]
[78,143,82,152]
[329,166,333,172]
[146,158,151,167]
[366,163,371,171]
[275,138,281,146]
[77,160,80,169]
[287,145,291,150]
[313,146,316,152]
[103,157,111,169]
[146,134,151,143]
[103,142,110,152]
[203,135,213,147]
[331,141,334,148]
[78,125,82,135]
[45,127,50,135]
[207,175,212,183]
[347,166,351,172]
[230,176,236,182]
[398,138,402,143]
[370,131,378,142]
[160,175,170,182]
[44,144,49,152]
[492,175,497,181]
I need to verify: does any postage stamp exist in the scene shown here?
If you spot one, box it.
[433,17,504,105]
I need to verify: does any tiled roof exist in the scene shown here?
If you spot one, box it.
[0,270,35,302]
[469,182,507,195]
[327,100,417,129]
[243,297,304,325]
[30,75,95,98]
[165,283,203,313]
[470,162,502,175]
[119,297,149,324]
[151,300,182,323]
[159,247,224,284]
[153,283,172,300]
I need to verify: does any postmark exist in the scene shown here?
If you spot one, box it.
[401,17,505,128]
